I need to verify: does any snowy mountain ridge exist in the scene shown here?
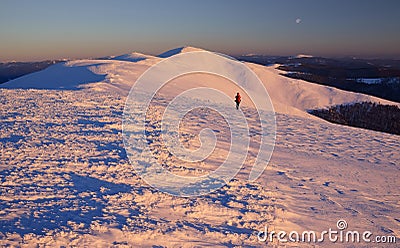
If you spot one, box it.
[2,46,397,118]
[0,47,399,246]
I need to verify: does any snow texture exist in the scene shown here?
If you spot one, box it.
[0,47,399,247]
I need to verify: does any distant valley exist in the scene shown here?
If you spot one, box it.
[238,55,400,103]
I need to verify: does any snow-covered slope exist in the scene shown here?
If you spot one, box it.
[0,47,399,246]
[157,46,206,58]
[0,61,107,90]
[2,47,396,117]
[109,52,162,64]
[1,60,148,93]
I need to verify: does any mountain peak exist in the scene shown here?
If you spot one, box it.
[157,46,207,58]
[294,54,314,59]
[110,52,156,62]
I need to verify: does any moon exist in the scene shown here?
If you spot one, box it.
[296,18,302,24]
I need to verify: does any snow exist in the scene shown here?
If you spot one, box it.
[109,52,162,64]
[2,60,151,94]
[357,78,384,84]
[4,50,396,115]
[292,54,314,59]
[157,46,206,58]
[0,47,399,246]
[352,77,399,84]
[1,61,107,90]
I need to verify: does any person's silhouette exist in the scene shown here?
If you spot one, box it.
[234,92,241,110]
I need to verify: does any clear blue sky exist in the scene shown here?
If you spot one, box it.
[1,0,399,61]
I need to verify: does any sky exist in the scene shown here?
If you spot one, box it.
[1,0,400,61]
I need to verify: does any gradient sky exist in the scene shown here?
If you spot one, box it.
[1,0,399,61]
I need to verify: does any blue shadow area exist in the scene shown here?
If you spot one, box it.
[0,169,136,235]
[157,47,184,58]
[0,62,106,90]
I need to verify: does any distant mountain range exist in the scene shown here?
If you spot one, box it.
[237,55,400,103]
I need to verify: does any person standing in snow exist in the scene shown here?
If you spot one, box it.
[234,92,241,110]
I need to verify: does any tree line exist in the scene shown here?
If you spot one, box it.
[309,101,400,135]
